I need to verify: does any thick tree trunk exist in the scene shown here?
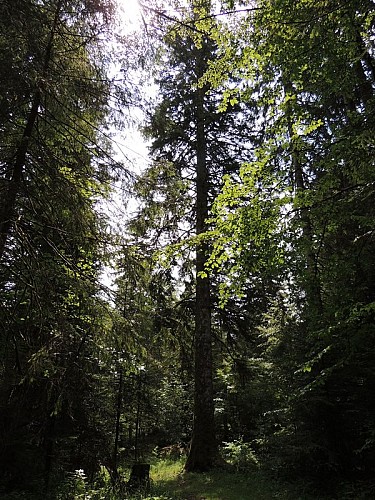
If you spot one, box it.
[185,55,219,471]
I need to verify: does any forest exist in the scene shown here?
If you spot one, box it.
[0,0,374,498]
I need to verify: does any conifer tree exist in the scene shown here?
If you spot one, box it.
[135,0,255,470]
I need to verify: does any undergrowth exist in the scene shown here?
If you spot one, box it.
[52,458,317,499]
[1,458,370,499]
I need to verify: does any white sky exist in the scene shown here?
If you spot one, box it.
[99,0,151,294]
[116,0,142,30]
[113,0,149,165]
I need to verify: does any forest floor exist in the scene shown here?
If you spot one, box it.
[129,458,371,500]
[2,457,369,499]
[140,458,318,500]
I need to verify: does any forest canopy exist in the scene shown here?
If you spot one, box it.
[0,0,374,498]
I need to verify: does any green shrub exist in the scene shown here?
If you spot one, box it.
[222,439,259,471]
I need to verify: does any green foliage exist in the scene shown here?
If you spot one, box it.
[196,0,375,488]
[1,0,375,496]
[56,469,87,499]
[0,0,124,493]
[221,439,259,471]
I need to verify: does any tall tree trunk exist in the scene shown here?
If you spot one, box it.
[0,0,63,262]
[185,48,219,472]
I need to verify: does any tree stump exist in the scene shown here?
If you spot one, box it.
[127,463,150,492]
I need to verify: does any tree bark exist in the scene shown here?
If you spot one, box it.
[185,46,219,472]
